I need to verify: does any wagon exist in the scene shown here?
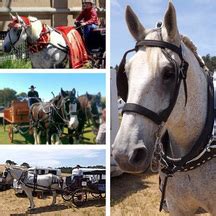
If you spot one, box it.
[3,100,31,143]
[61,168,106,207]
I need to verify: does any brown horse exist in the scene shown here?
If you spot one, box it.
[75,92,103,141]
[30,88,79,144]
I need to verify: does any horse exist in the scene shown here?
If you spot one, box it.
[3,165,63,211]
[30,88,79,144]
[75,92,103,141]
[112,2,216,215]
[3,14,88,68]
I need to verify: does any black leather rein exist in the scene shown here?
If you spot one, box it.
[118,39,189,125]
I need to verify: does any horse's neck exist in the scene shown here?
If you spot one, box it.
[166,46,208,157]
[27,20,43,42]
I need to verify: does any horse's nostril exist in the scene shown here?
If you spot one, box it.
[129,147,147,166]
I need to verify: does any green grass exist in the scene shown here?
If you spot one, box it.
[0,125,96,144]
[0,59,31,68]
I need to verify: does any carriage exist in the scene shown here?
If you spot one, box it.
[3,100,31,143]
[62,168,105,207]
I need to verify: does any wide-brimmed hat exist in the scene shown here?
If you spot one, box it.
[76,165,81,168]
[83,0,95,4]
[29,85,36,89]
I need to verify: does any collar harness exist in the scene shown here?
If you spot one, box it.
[117,28,216,211]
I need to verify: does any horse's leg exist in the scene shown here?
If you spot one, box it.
[33,128,38,144]
[51,190,57,205]
[23,187,35,210]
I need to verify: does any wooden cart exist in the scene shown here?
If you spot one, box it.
[3,100,30,143]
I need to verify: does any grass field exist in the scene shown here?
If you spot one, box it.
[0,125,96,144]
[0,59,32,68]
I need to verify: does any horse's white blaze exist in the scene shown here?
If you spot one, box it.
[68,103,79,129]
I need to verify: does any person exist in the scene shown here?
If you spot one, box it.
[27,85,39,107]
[75,0,99,49]
[71,165,83,187]
[96,108,106,144]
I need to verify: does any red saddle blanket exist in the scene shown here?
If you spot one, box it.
[55,26,89,68]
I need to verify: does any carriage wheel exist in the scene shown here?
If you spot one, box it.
[72,189,87,207]
[8,125,14,143]
[91,192,101,199]
[61,186,73,201]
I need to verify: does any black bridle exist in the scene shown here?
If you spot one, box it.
[118,39,189,125]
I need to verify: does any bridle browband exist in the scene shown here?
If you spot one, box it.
[118,39,188,125]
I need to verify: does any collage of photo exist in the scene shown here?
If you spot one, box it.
[1,0,216,216]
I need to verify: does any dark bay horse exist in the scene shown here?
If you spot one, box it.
[30,88,79,144]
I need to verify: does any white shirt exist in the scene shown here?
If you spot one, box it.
[72,168,83,179]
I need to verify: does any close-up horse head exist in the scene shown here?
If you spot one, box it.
[3,14,41,53]
[112,1,208,174]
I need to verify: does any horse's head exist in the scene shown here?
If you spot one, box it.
[3,14,42,53]
[86,92,103,127]
[2,166,13,183]
[60,88,79,129]
[112,2,193,173]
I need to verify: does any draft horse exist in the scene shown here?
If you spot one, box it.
[30,88,79,144]
[112,2,216,215]
[3,166,63,211]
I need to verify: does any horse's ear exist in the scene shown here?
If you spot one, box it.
[16,14,25,25]
[162,1,180,44]
[71,88,76,96]
[10,13,16,20]
[125,5,146,41]
[61,88,66,97]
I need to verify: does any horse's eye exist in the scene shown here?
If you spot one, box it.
[162,66,175,81]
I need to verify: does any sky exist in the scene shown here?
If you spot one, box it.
[0,73,105,101]
[111,0,216,66]
[0,146,105,168]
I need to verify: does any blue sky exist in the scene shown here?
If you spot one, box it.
[111,0,216,66]
[0,147,105,168]
[0,73,105,101]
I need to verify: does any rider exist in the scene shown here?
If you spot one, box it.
[75,0,99,50]
[27,85,40,107]
[96,108,106,144]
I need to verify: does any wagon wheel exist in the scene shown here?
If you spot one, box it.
[72,188,87,207]
[91,192,101,199]
[8,125,14,143]
[61,186,73,201]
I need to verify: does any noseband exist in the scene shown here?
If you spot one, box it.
[117,39,188,125]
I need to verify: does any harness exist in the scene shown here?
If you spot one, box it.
[117,29,216,211]
[7,17,68,55]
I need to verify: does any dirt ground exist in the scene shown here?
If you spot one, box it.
[111,172,210,216]
[0,189,105,216]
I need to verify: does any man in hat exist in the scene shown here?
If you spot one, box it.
[75,0,98,50]
[27,85,40,107]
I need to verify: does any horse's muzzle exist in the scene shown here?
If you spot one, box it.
[112,144,148,173]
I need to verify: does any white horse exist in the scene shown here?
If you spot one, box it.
[112,2,216,216]
[3,14,88,68]
[3,166,63,210]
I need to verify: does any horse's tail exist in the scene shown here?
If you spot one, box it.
[59,177,64,189]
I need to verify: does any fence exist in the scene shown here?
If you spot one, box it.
[0,31,29,64]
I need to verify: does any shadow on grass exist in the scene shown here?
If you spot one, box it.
[111,171,157,206]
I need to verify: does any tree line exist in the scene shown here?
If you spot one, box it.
[0,88,27,107]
